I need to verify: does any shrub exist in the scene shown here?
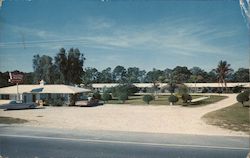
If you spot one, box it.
[102,92,112,103]
[217,88,222,94]
[177,84,189,96]
[202,88,208,93]
[232,86,243,93]
[111,87,119,98]
[236,92,249,107]
[69,94,77,106]
[182,94,192,104]
[111,84,139,99]
[160,87,166,93]
[105,88,112,93]
[93,92,101,100]
[127,84,139,95]
[111,85,127,97]
[118,92,128,103]
[168,83,177,94]
[141,88,147,93]
[48,97,65,106]
[143,95,154,104]
[146,87,155,93]
[243,89,250,96]
[168,95,179,105]
[211,88,217,93]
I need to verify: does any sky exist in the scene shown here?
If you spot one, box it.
[0,0,249,72]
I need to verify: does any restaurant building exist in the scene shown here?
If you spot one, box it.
[0,80,91,105]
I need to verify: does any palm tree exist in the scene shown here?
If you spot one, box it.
[214,60,233,92]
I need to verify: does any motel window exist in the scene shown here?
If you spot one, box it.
[1,94,9,100]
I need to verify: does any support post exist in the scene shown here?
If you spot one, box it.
[16,83,19,102]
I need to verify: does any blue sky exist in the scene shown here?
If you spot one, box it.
[0,0,249,72]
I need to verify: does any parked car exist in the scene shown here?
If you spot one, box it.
[0,101,38,110]
[75,98,101,107]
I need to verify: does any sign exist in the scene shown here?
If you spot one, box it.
[9,72,24,84]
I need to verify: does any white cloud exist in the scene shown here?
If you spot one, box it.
[3,24,60,40]
[75,18,239,57]
[0,17,242,58]
[85,17,114,30]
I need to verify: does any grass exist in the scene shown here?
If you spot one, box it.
[202,101,250,134]
[107,95,178,105]
[0,116,28,124]
[106,94,226,106]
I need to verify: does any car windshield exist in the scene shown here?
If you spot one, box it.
[9,100,17,104]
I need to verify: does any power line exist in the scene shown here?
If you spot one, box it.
[0,38,92,45]
[0,39,95,48]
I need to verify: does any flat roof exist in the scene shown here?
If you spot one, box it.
[92,82,250,88]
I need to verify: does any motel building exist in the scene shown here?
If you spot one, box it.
[0,81,249,105]
[91,82,250,93]
[0,80,91,105]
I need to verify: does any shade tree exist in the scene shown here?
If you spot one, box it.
[112,65,127,83]
[54,48,86,85]
[172,66,191,83]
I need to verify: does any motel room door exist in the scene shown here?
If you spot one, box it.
[23,95,27,103]
[32,94,36,102]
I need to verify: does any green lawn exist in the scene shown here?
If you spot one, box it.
[202,101,250,133]
[106,95,226,106]
[0,116,28,124]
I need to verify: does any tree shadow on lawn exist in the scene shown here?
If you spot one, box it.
[202,102,250,134]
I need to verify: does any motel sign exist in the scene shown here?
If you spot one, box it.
[9,72,24,84]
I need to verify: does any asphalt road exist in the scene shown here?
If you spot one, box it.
[0,125,249,158]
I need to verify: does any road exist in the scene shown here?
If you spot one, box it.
[0,125,249,158]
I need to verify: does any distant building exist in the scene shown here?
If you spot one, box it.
[92,82,250,93]
[0,80,91,105]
